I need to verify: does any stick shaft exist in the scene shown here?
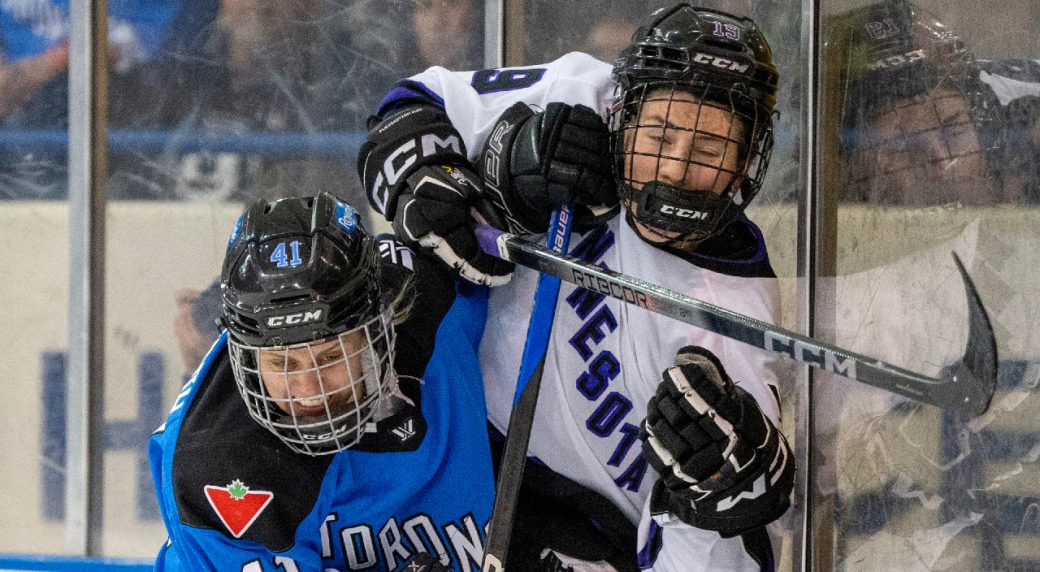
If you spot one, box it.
[475,223,997,416]
[481,207,573,572]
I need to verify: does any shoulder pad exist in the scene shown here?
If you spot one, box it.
[172,357,332,550]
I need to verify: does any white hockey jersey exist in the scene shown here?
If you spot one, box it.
[382,52,789,571]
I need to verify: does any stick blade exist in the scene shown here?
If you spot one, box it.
[937,252,999,416]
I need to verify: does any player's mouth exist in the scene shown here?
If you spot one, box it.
[287,388,361,417]
[289,396,332,416]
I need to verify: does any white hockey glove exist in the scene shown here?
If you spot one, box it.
[359,106,514,286]
[480,101,618,235]
[640,346,794,538]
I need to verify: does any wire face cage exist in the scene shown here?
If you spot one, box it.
[612,81,774,249]
[228,307,396,455]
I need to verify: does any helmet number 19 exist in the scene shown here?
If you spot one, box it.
[271,240,303,269]
[712,21,741,40]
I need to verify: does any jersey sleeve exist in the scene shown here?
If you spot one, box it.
[374,52,617,163]
[636,505,779,571]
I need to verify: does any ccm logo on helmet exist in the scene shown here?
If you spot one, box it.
[867,48,926,72]
[267,309,324,328]
[692,53,750,73]
[660,205,709,220]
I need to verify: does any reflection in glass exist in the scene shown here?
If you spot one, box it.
[824,1,1040,570]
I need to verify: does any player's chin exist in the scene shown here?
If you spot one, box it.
[877,174,994,206]
[632,220,702,252]
[940,176,999,206]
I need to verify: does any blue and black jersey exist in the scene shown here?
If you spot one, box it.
[149,238,495,571]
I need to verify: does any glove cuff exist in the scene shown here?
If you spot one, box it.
[359,105,470,218]
[650,430,794,538]
[481,102,549,234]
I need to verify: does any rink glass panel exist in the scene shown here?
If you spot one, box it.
[819,0,1040,570]
[4,0,1039,568]
[0,0,485,559]
[0,3,72,557]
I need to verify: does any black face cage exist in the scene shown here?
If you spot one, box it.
[228,307,397,456]
[610,81,775,248]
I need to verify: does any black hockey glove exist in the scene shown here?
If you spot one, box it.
[480,101,618,234]
[359,105,513,286]
[640,346,794,538]
[392,163,514,286]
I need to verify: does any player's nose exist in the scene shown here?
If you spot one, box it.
[658,154,691,187]
[917,132,956,172]
[287,367,324,396]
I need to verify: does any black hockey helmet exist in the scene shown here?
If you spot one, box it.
[610,4,779,249]
[221,191,381,347]
[834,0,1001,179]
[221,192,396,455]
[611,4,779,120]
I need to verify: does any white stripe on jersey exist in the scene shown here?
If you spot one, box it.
[406,52,616,162]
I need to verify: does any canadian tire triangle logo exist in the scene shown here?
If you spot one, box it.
[204,479,274,538]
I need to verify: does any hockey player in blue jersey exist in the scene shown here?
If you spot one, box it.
[149,191,495,571]
[358,3,794,570]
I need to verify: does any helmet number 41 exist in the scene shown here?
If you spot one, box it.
[271,240,303,269]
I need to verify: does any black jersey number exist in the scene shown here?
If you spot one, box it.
[471,67,546,94]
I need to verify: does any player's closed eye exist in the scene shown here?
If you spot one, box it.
[261,355,289,371]
[317,352,345,366]
[692,138,726,158]
[644,128,669,144]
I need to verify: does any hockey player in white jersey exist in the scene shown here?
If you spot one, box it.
[357,4,794,570]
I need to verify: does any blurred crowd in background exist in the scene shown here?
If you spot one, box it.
[0,0,808,205]
[0,0,485,207]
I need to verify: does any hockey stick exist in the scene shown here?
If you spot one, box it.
[481,207,574,572]
[474,223,998,416]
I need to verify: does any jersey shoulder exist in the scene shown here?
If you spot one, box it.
[168,351,333,552]
[979,59,1040,106]
[683,216,776,278]
[377,51,615,118]
[979,59,1040,85]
